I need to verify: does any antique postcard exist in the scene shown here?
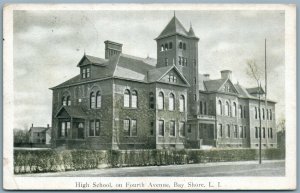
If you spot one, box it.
[3,4,296,190]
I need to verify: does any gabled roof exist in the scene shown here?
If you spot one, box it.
[156,16,189,40]
[29,127,47,133]
[246,87,265,95]
[55,106,87,118]
[204,79,227,92]
[77,54,108,67]
[147,65,190,86]
[234,84,252,98]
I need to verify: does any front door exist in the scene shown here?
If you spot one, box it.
[77,123,85,139]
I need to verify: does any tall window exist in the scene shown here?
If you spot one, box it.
[96,91,101,108]
[204,102,207,114]
[123,119,130,136]
[262,127,266,138]
[170,121,175,136]
[243,126,247,138]
[200,101,203,114]
[270,128,273,138]
[255,127,258,138]
[239,105,243,118]
[232,102,237,117]
[179,95,185,112]
[226,125,230,138]
[60,121,70,137]
[255,107,258,119]
[270,109,272,120]
[169,42,173,49]
[158,120,164,136]
[62,97,67,106]
[188,124,192,133]
[88,120,100,137]
[86,68,90,78]
[164,43,168,51]
[217,124,223,138]
[131,120,137,136]
[160,45,164,51]
[234,125,238,138]
[164,58,168,66]
[244,106,247,118]
[131,90,138,108]
[149,92,155,109]
[262,108,265,120]
[217,100,222,115]
[183,43,186,50]
[169,93,175,111]
[66,96,71,106]
[123,119,137,136]
[150,121,154,136]
[82,68,86,78]
[124,89,130,107]
[225,101,230,116]
[267,109,269,120]
[178,56,182,65]
[90,92,96,109]
[179,122,185,137]
[179,42,183,49]
[239,126,243,138]
[158,92,164,110]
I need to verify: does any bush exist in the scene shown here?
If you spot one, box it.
[14,148,283,174]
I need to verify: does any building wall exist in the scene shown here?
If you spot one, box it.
[248,100,277,148]
[52,79,114,149]
[155,82,188,149]
[112,79,156,149]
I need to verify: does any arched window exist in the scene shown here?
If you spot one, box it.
[160,45,164,51]
[217,100,222,115]
[90,92,96,109]
[124,89,130,107]
[66,96,71,106]
[96,91,101,108]
[225,101,230,116]
[179,95,185,112]
[183,43,186,50]
[232,102,237,117]
[62,97,67,106]
[149,92,155,109]
[164,43,168,51]
[270,109,272,120]
[239,105,243,118]
[169,42,173,49]
[158,92,164,110]
[131,90,138,108]
[179,42,183,49]
[169,93,175,111]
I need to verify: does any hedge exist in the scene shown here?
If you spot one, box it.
[14,148,285,174]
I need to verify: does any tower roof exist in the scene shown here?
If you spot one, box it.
[188,25,196,37]
[156,15,194,40]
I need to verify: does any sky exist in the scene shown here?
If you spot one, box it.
[13,10,285,129]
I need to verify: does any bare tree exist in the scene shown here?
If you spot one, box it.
[246,59,263,164]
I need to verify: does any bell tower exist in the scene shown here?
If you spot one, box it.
[155,14,200,115]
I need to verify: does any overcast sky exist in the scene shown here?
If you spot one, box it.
[13,10,285,129]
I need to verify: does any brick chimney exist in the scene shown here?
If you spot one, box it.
[203,74,210,81]
[104,40,122,59]
[221,70,232,80]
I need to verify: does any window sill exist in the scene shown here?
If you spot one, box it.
[123,107,138,110]
[124,136,138,138]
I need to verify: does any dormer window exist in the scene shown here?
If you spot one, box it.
[82,67,90,79]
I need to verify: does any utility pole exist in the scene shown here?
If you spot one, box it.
[259,82,262,164]
[265,39,268,146]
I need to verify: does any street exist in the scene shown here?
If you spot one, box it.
[19,160,285,177]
